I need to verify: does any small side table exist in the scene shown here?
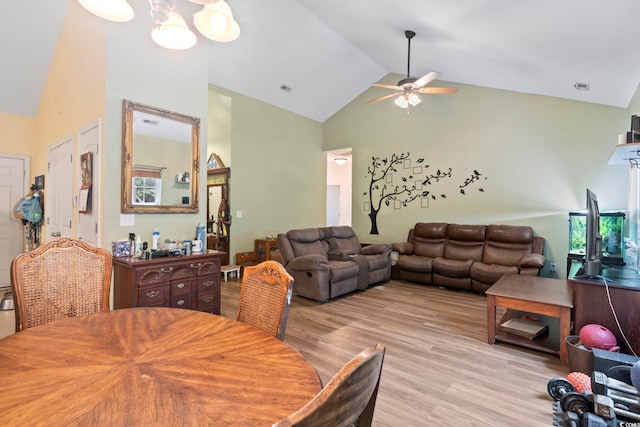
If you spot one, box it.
[255,239,278,262]
[486,274,573,363]
[221,265,241,282]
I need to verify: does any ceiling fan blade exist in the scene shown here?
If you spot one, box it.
[412,71,441,89]
[366,93,399,104]
[372,83,402,90]
[417,87,458,94]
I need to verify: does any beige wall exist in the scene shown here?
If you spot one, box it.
[0,113,36,157]
[324,74,630,277]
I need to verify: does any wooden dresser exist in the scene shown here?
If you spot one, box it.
[113,251,224,314]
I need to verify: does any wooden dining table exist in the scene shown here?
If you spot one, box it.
[0,307,322,426]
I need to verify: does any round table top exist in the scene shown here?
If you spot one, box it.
[0,307,321,426]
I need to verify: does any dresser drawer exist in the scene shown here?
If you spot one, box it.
[198,275,218,294]
[138,285,168,306]
[170,295,195,309]
[171,279,195,297]
[197,291,219,310]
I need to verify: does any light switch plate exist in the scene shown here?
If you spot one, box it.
[236,210,243,218]
[120,213,135,226]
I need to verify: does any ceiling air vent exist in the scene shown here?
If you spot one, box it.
[574,82,590,91]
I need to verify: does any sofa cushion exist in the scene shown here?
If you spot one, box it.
[286,228,328,258]
[412,222,447,258]
[443,224,485,262]
[470,262,518,284]
[483,225,534,266]
[396,254,434,273]
[327,260,360,282]
[432,257,474,278]
[322,226,361,253]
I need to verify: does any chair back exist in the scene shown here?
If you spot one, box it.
[272,343,386,427]
[237,260,293,341]
[10,237,112,332]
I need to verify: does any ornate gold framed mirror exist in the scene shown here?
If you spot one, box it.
[121,99,200,213]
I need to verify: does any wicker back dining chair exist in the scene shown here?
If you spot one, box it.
[10,237,112,332]
[236,260,293,341]
[272,343,386,427]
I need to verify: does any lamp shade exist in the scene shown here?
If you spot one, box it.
[193,0,240,42]
[77,0,134,22]
[151,11,197,50]
[394,93,422,109]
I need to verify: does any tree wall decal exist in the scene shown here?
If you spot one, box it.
[363,152,487,234]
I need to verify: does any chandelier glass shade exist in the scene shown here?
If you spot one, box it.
[77,0,134,22]
[151,11,197,50]
[193,0,240,42]
[77,0,240,50]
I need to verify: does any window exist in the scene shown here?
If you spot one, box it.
[132,166,163,205]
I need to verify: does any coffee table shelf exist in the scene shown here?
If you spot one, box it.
[496,310,560,356]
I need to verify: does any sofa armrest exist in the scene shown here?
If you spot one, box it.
[391,242,413,255]
[519,253,545,269]
[287,254,329,271]
[360,243,391,256]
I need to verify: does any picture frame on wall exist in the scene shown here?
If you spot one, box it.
[34,175,45,190]
[207,153,225,169]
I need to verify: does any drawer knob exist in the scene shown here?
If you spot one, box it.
[190,263,202,269]
[203,296,214,303]
[146,290,160,298]
[203,280,214,287]
[177,283,185,289]
[160,267,173,273]
[177,299,185,306]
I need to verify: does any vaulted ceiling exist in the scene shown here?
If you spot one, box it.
[3,0,640,122]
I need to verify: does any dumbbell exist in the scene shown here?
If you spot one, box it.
[593,371,640,397]
[548,377,576,400]
[592,371,640,420]
[560,392,619,427]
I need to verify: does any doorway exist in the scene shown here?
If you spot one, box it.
[326,149,352,226]
[0,155,29,288]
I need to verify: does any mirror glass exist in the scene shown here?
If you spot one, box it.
[122,100,200,213]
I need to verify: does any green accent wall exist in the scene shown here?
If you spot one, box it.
[324,74,632,277]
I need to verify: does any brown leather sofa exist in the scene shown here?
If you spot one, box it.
[277,226,392,301]
[392,223,545,293]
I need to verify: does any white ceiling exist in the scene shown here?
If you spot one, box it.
[3,0,640,122]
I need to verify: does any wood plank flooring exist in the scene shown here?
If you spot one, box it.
[223,279,567,426]
[0,279,566,426]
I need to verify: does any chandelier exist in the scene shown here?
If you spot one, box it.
[77,0,240,50]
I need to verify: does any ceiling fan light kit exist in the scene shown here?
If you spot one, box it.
[77,0,240,50]
[367,29,457,111]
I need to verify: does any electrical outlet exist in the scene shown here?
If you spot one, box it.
[550,263,557,273]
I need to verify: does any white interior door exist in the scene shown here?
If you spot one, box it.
[76,120,101,246]
[326,185,340,226]
[48,136,74,239]
[0,155,28,288]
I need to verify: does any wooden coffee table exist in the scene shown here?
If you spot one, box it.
[486,274,573,363]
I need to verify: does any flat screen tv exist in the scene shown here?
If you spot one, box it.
[575,189,605,280]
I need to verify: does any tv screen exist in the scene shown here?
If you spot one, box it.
[576,188,603,279]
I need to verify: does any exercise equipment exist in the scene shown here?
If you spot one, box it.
[579,324,618,351]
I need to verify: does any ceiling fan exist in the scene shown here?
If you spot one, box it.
[367,30,457,109]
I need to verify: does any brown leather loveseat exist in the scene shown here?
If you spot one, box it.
[277,226,392,301]
[392,223,546,293]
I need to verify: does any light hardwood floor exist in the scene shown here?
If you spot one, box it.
[0,279,566,426]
